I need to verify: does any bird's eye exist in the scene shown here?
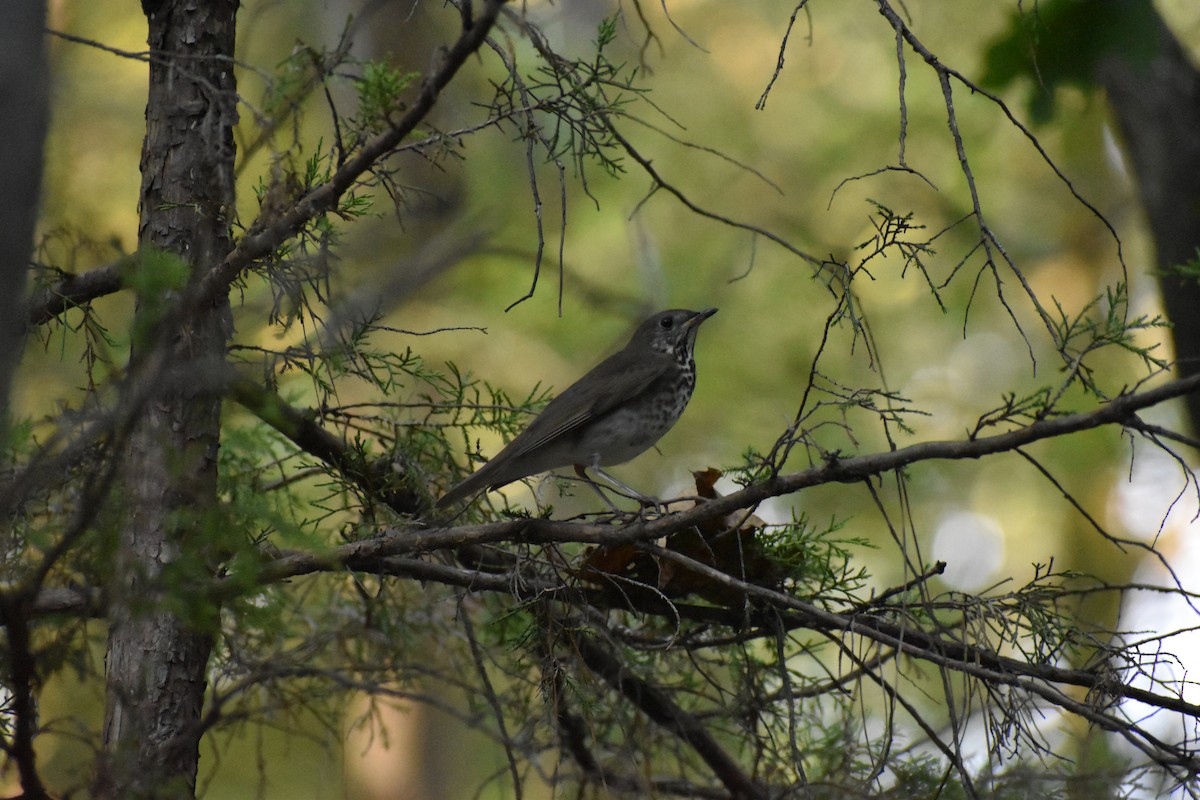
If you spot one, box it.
[659,317,674,330]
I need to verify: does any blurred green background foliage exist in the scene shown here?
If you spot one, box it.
[16,0,1200,796]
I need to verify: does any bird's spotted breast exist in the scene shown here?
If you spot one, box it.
[576,364,696,467]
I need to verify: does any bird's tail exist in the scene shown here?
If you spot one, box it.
[434,463,495,509]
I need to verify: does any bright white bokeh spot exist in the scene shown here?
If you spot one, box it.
[1114,535,1200,799]
[931,510,1006,591]
[1108,444,1200,798]
[1110,445,1200,542]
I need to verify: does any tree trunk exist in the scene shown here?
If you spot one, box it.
[93,1,238,797]
[1096,5,1200,431]
[0,0,49,426]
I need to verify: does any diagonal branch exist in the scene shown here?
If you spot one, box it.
[567,620,766,799]
[226,374,426,513]
[606,121,822,269]
[645,544,1200,774]
[194,0,508,308]
[28,3,506,330]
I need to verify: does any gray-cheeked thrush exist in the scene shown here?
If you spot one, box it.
[436,307,717,508]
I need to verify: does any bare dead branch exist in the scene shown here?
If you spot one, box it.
[756,2,810,111]
[608,122,823,268]
[873,0,1130,370]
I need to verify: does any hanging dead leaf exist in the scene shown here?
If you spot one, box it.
[573,468,785,607]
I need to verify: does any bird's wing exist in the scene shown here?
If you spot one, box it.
[506,350,673,459]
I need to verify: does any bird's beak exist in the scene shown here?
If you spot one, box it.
[686,307,718,329]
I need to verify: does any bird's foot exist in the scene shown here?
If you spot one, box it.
[631,494,670,519]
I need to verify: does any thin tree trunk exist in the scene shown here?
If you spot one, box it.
[93,1,238,797]
[0,0,49,427]
[1096,4,1200,431]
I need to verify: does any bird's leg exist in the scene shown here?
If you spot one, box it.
[574,464,665,517]
[573,464,624,514]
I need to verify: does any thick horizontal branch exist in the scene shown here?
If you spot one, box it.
[243,370,1200,577]
[630,370,1200,546]
[37,361,1185,614]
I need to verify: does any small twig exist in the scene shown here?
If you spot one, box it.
[607,122,822,267]
[461,601,524,800]
[226,374,426,513]
[852,560,946,613]
[756,2,810,111]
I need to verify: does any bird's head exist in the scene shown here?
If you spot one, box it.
[632,307,718,356]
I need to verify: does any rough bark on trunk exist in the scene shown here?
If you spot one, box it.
[93,1,238,797]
